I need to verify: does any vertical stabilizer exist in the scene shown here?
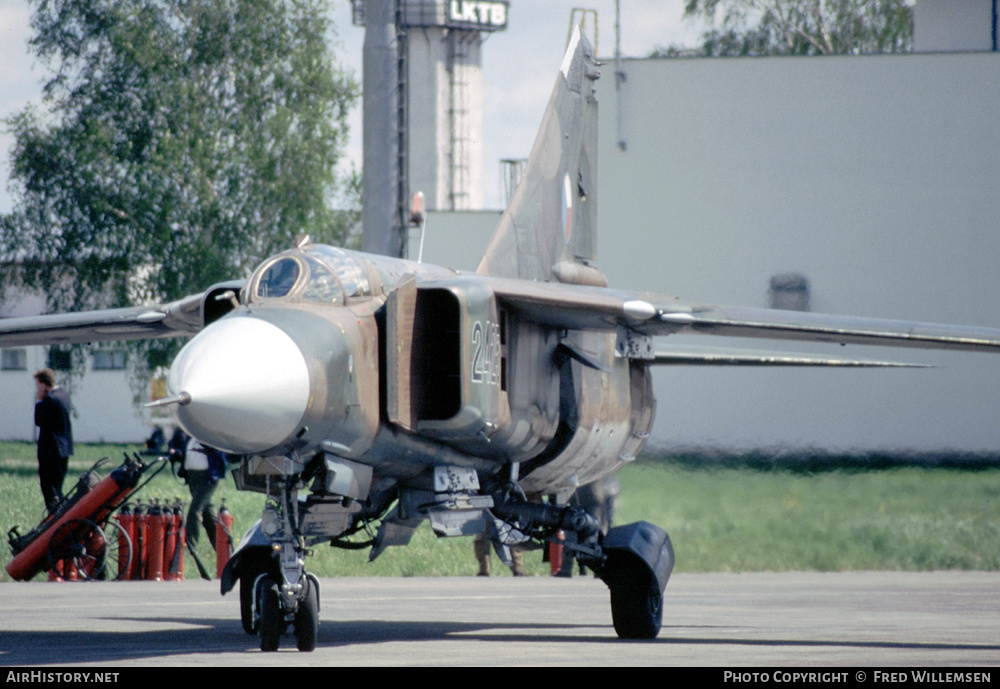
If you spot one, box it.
[476,28,604,286]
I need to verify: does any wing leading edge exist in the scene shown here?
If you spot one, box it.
[0,301,198,348]
[477,277,1000,357]
[0,281,243,348]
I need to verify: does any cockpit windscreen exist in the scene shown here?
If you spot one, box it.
[249,246,371,305]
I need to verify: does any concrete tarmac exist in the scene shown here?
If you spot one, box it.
[0,572,997,667]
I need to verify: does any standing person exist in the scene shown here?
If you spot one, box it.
[183,438,227,551]
[474,528,526,576]
[33,368,73,513]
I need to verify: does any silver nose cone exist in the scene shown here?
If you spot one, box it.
[167,316,311,454]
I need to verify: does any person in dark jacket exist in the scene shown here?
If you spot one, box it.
[33,368,73,512]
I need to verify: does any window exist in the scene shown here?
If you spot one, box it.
[301,257,345,304]
[1,349,27,371]
[48,348,73,371]
[92,350,127,370]
[255,256,302,300]
[306,246,371,299]
[769,273,810,312]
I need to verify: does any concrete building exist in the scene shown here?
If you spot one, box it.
[593,50,1000,455]
[0,343,156,445]
[0,347,153,444]
[408,12,1000,456]
[914,0,998,52]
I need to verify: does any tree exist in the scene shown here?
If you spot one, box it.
[654,0,913,57]
[1,0,360,370]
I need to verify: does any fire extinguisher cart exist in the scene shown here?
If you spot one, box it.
[6,455,162,582]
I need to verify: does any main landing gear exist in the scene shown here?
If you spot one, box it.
[489,487,674,639]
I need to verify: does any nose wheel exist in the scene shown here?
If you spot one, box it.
[257,573,320,652]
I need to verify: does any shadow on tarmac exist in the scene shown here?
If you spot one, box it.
[4,616,998,665]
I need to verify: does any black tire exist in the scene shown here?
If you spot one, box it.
[610,559,663,639]
[609,579,663,639]
[259,578,283,652]
[240,574,259,635]
[294,575,319,652]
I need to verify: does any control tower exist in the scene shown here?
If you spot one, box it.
[354,0,508,257]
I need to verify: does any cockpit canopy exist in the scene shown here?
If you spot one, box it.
[247,245,372,305]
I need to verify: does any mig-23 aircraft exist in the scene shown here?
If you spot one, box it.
[4,28,1000,651]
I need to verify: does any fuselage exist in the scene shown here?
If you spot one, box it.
[167,241,653,496]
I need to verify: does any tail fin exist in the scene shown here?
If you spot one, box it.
[476,27,605,286]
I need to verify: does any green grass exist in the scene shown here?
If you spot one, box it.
[616,458,1000,572]
[3,442,999,582]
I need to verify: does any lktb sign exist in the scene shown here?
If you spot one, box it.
[447,1,508,31]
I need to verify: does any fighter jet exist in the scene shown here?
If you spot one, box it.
[4,28,1000,650]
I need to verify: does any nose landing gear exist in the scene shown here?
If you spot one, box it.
[245,565,321,652]
[223,469,323,653]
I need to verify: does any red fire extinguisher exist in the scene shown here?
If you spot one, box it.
[549,530,564,575]
[146,499,167,581]
[6,459,145,582]
[115,504,135,580]
[133,501,147,581]
[215,499,234,579]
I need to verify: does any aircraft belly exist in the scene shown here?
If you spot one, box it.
[361,425,504,484]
